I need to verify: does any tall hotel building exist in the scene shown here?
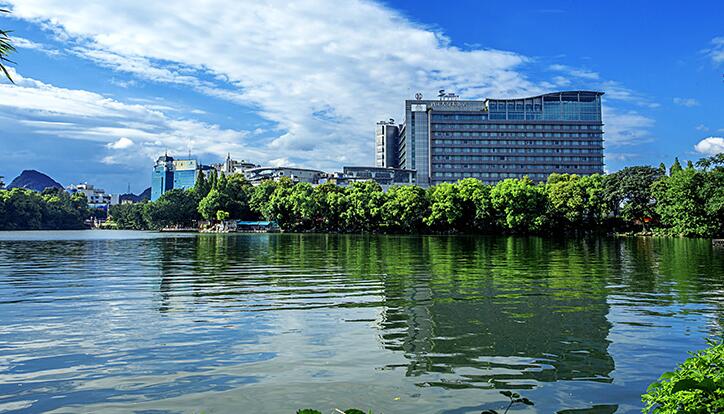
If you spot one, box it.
[377,91,605,186]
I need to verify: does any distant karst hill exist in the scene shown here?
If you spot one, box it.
[7,170,64,192]
[119,187,151,203]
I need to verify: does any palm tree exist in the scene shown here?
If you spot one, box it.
[0,9,16,83]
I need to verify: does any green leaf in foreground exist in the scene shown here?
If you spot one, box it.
[642,341,724,413]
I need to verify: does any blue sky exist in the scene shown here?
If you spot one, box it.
[0,0,722,193]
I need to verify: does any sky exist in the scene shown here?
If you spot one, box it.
[0,0,722,193]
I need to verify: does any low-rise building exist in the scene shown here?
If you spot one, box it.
[327,166,416,189]
[211,153,260,175]
[244,166,326,185]
[66,183,118,210]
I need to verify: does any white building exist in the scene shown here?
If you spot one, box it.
[66,183,118,210]
[244,166,326,185]
[212,154,260,175]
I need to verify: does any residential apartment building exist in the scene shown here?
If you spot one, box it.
[380,90,605,186]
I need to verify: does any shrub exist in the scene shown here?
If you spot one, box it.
[642,341,724,413]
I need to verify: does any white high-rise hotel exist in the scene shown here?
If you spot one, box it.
[377,90,605,186]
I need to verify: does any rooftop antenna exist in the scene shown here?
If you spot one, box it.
[415,92,423,100]
[438,89,445,100]
[127,182,131,194]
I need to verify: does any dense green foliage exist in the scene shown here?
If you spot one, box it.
[107,153,724,237]
[0,9,16,83]
[0,188,89,230]
[642,341,724,413]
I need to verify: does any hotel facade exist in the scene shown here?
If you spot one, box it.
[377,90,605,186]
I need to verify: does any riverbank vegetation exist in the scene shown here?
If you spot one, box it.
[0,188,89,230]
[107,154,723,237]
[642,341,724,413]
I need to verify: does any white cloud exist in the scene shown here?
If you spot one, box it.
[2,0,661,175]
[602,106,655,146]
[696,124,709,131]
[549,64,600,80]
[11,36,61,56]
[694,137,724,155]
[107,137,134,149]
[5,0,539,169]
[0,68,261,165]
[606,152,640,162]
[673,97,699,107]
[705,37,724,65]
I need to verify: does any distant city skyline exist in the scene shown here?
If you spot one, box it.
[0,0,722,193]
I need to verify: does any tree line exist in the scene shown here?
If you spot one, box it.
[108,154,724,237]
[0,187,90,230]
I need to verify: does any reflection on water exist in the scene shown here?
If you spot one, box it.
[0,232,722,413]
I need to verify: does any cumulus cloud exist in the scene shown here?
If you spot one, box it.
[5,0,540,169]
[0,69,260,165]
[107,137,134,149]
[694,137,724,155]
[1,0,663,176]
[673,97,699,107]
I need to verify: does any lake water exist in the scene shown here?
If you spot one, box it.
[0,231,722,413]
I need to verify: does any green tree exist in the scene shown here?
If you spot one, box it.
[249,179,282,219]
[265,181,320,231]
[424,182,462,231]
[194,172,211,199]
[41,188,87,229]
[603,166,662,231]
[0,188,44,229]
[658,162,667,176]
[341,181,385,233]
[109,203,149,229]
[312,183,348,232]
[197,188,230,221]
[695,153,724,171]
[382,185,428,233]
[651,169,712,236]
[701,168,724,237]
[546,173,608,231]
[221,174,253,219]
[490,177,547,233]
[0,9,16,83]
[145,189,198,228]
[456,178,495,232]
[670,158,683,175]
[686,160,694,170]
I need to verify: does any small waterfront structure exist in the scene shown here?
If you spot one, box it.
[236,221,279,232]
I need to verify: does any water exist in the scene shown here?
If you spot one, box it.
[0,232,722,413]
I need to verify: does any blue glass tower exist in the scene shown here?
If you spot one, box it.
[150,155,200,201]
